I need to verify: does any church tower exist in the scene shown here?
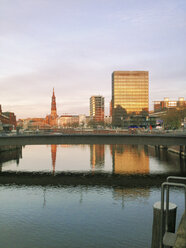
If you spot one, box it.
[45,88,58,127]
[51,88,57,117]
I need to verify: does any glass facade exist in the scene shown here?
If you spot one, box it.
[112,71,149,125]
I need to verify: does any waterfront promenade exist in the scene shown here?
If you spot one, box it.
[0,133,186,146]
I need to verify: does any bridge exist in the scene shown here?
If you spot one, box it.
[0,133,186,146]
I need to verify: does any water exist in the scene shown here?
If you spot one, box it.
[0,144,185,248]
[0,185,185,248]
[0,144,185,174]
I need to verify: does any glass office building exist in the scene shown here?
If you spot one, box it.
[112,71,149,125]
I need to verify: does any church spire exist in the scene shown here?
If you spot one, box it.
[51,88,57,116]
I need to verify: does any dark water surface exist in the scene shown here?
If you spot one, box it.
[0,145,185,248]
[0,185,185,248]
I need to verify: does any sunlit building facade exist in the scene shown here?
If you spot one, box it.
[112,71,149,126]
[58,115,79,127]
[154,97,186,112]
[90,96,104,123]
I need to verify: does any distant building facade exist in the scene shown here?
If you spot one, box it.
[58,115,79,127]
[104,116,112,125]
[19,118,50,130]
[110,100,112,116]
[112,71,149,126]
[0,104,16,131]
[90,96,104,123]
[154,97,186,112]
[79,114,86,126]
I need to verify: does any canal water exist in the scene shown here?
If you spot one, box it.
[0,144,185,174]
[0,145,185,248]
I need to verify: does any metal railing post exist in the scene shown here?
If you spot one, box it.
[167,177,186,210]
[160,180,186,248]
[160,183,165,248]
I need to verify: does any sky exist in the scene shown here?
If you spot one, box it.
[0,0,186,119]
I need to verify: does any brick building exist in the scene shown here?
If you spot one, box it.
[0,105,16,131]
[90,96,104,123]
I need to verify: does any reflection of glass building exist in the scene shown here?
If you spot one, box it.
[111,145,149,174]
[90,145,105,169]
[90,96,104,123]
[112,71,149,125]
[113,188,150,201]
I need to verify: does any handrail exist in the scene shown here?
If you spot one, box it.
[166,177,186,235]
[160,181,186,248]
[167,176,186,183]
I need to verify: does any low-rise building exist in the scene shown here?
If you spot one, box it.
[104,116,112,125]
[20,118,50,130]
[0,105,17,131]
[58,115,79,127]
[79,114,86,126]
[154,97,186,112]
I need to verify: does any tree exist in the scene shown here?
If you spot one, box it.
[161,109,186,129]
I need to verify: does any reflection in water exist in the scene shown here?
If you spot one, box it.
[111,145,149,174]
[0,185,185,248]
[43,188,46,208]
[113,187,150,199]
[147,145,186,173]
[51,144,57,174]
[0,144,185,175]
[90,144,105,169]
[0,146,22,171]
[113,187,150,208]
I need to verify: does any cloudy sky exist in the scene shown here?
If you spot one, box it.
[0,0,186,118]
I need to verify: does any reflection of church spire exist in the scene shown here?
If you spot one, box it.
[51,144,57,174]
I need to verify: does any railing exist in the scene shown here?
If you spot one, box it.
[160,176,186,248]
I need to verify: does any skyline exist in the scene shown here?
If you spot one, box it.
[1,0,186,119]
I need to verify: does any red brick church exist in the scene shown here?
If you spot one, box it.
[46,88,58,127]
